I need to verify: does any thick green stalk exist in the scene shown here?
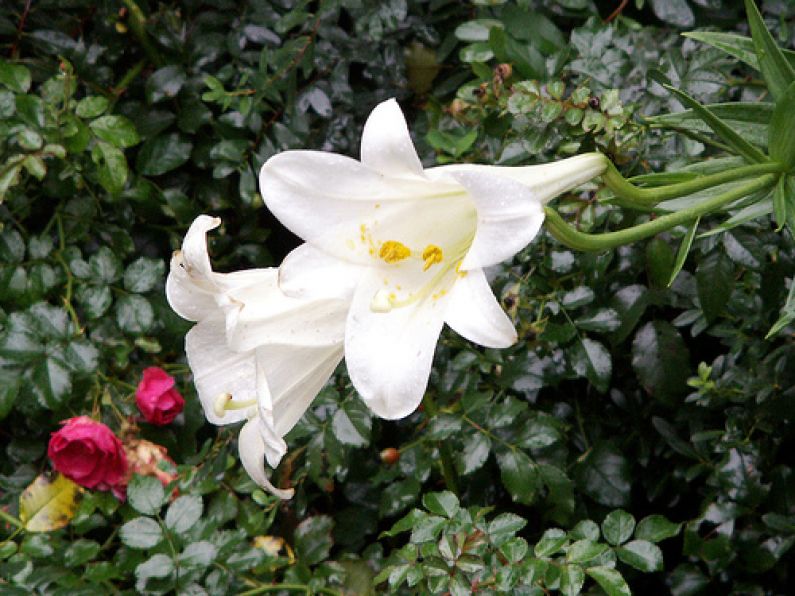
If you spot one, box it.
[422,393,459,495]
[602,161,783,207]
[546,174,777,252]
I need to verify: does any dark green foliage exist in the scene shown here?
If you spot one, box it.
[2,0,795,594]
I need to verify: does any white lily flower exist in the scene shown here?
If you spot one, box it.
[166,215,347,498]
[259,99,607,421]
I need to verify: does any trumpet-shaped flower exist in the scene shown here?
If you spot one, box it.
[259,99,607,420]
[166,215,347,498]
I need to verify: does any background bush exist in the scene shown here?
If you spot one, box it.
[1,0,794,594]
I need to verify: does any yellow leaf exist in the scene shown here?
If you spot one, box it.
[19,473,82,532]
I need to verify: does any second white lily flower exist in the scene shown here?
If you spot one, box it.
[259,98,607,420]
[166,215,348,498]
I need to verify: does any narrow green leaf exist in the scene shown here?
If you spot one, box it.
[663,85,767,164]
[773,175,788,231]
[669,218,700,286]
[766,277,795,339]
[683,32,795,71]
[769,81,795,170]
[744,0,795,100]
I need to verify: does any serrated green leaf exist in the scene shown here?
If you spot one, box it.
[179,541,217,567]
[90,115,140,148]
[616,539,663,572]
[566,540,608,564]
[422,491,459,518]
[635,515,682,543]
[120,517,163,549]
[497,448,540,505]
[294,515,333,565]
[136,133,192,176]
[127,475,165,516]
[560,564,585,596]
[165,495,203,534]
[534,528,568,557]
[0,59,31,93]
[602,510,635,546]
[585,566,630,596]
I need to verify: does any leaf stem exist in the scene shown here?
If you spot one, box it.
[422,393,460,495]
[0,508,24,529]
[545,174,778,252]
[121,0,165,66]
[601,160,782,208]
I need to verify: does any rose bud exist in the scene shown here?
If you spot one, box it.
[380,447,400,465]
[135,367,185,426]
[48,416,128,491]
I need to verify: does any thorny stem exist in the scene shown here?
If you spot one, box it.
[422,393,460,495]
[546,174,778,252]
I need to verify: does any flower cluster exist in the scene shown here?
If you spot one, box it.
[48,367,183,499]
[169,99,607,497]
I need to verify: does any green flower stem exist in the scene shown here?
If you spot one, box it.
[602,160,782,207]
[545,174,778,252]
[122,0,165,67]
[0,508,24,529]
[422,393,460,495]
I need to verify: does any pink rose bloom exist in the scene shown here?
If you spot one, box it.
[48,416,128,490]
[135,367,185,426]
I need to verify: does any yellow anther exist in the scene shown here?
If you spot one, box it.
[379,240,411,263]
[422,245,444,271]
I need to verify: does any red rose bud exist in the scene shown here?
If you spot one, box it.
[48,416,128,491]
[135,367,185,426]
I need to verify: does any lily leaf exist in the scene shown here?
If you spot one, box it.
[769,81,795,171]
[663,86,768,164]
[767,277,795,339]
[743,0,795,101]
[668,217,699,287]
[19,473,82,532]
[683,32,795,72]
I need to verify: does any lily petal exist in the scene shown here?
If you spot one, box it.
[238,418,294,499]
[279,243,362,301]
[185,317,258,425]
[259,151,461,263]
[430,152,607,205]
[360,98,424,178]
[257,342,344,436]
[449,170,545,271]
[445,268,517,348]
[226,276,348,351]
[345,268,450,420]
